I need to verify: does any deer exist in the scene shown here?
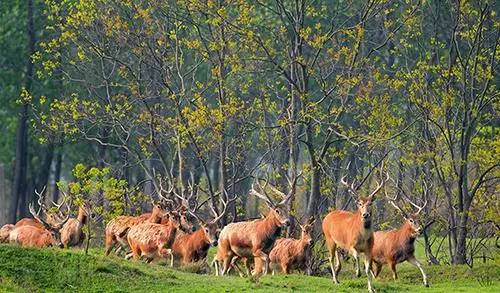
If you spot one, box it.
[14,187,67,229]
[0,224,15,243]
[322,172,388,293]
[370,189,429,287]
[269,217,315,275]
[60,201,91,248]
[125,210,183,262]
[215,173,299,277]
[104,202,166,256]
[9,195,69,248]
[168,175,235,266]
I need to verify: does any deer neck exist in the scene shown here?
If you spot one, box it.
[356,210,372,230]
[77,208,87,225]
[399,221,416,241]
[259,213,281,239]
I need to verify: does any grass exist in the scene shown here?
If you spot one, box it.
[0,244,498,292]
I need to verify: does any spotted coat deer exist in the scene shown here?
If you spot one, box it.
[322,173,388,293]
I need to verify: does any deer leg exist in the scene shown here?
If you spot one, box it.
[408,256,428,287]
[389,262,398,280]
[244,257,252,276]
[170,252,174,267]
[334,248,342,275]
[373,261,383,278]
[252,249,269,276]
[327,242,340,283]
[212,257,219,276]
[221,253,233,276]
[364,253,375,293]
[351,248,361,277]
[283,262,290,274]
[104,233,115,256]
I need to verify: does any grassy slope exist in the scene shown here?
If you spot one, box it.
[0,244,499,292]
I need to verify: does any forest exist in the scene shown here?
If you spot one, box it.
[0,0,498,292]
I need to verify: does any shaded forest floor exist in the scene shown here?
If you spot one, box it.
[0,244,499,292]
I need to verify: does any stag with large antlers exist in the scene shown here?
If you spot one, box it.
[170,175,235,266]
[215,174,299,276]
[14,187,67,229]
[9,189,69,248]
[322,172,389,293]
[370,189,429,287]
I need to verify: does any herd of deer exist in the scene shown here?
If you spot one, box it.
[0,174,429,292]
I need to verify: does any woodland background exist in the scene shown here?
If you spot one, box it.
[0,0,498,267]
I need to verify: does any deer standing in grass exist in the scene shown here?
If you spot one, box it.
[269,217,315,275]
[9,191,69,248]
[371,190,429,287]
[215,174,299,276]
[125,210,183,262]
[322,173,388,293]
[168,176,235,266]
[60,201,91,248]
[104,203,166,256]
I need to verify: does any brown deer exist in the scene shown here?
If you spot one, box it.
[322,173,388,293]
[215,174,299,276]
[104,203,165,256]
[9,198,69,248]
[14,187,67,229]
[60,201,91,248]
[168,175,235,266]
[0,224,15,243]
[269,217,315,274]
[371,191,429,286]
[125,210,183,262]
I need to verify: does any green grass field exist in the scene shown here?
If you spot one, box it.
[0,244,498,292]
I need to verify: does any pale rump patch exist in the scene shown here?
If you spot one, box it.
[0,224,15,243]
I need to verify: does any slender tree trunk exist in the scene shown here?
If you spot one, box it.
[52,147,63,203]
[11,0,35,223]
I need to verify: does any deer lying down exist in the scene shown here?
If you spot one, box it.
[9,200,69,248]
[0,224,15,243]
[371,193,428,287]
[270,217,315,274]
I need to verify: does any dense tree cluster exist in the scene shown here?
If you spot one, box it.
[0,0,497,266]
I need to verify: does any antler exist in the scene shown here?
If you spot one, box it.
[384,191,409,218]
[340,175,359,200]
[250,176,275,208]
[211,190,237,224]
[368,172,390,199]
[30,187,69,230]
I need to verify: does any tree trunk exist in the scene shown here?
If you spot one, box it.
[11,0,35,223]
[52,147,63,203]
